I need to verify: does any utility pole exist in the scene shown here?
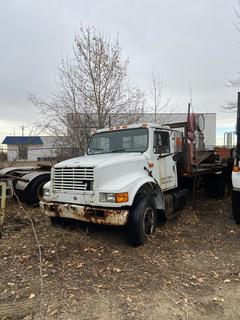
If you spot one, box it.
[19,125,25,136]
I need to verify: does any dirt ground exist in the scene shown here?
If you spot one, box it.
[1,194,240,320]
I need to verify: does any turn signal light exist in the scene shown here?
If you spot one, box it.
[115,193,129,203]
[233,166,240,172]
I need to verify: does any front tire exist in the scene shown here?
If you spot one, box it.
[127,194,157,246]
[50,216,64,226]
[232,190,240,224]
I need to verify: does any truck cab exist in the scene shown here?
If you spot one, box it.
[40,123,183,246]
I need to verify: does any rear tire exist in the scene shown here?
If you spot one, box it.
[127,194,157,246]
[204,173,227,198]
[232,190,240,224]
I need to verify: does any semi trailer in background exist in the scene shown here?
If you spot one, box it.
[0,165,51,204]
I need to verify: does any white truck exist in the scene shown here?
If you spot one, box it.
[232,92,240,223]
[40,117,229,246]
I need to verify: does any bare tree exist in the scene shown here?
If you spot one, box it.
[223,1,240,111]
[30,26,144,155]
[147,71,172,123]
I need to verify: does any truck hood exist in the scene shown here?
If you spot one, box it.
[54,153,147,169]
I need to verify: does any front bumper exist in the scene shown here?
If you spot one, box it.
[40,201,129,226]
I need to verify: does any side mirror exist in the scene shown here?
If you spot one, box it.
[172,153,180,162]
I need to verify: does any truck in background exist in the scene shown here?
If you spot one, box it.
[232,92,240,223]
[40,111,231,246]
[0,165,51,204]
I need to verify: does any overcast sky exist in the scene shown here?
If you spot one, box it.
[0,0,239,144]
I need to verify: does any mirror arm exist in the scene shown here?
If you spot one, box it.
[157,152,176,160]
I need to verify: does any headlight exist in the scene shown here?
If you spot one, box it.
[43,189,50,197]
[99,193,115,202]
[99,192,128,203]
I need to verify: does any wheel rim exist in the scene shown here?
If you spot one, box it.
[143,207,155,235]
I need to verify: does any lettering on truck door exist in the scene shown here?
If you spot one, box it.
[153,130,177,190]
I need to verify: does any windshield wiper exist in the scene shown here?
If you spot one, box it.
[111,149,126,153]
[92,147,104,151]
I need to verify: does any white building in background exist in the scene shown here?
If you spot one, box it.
[2,136,57,161]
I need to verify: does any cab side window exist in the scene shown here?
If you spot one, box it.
[154,131,170,154]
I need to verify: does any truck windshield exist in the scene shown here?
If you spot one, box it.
[88,128,148,155]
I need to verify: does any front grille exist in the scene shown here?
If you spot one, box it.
[53,167,94,191]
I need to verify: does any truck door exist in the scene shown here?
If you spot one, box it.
[153,130,178,190]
